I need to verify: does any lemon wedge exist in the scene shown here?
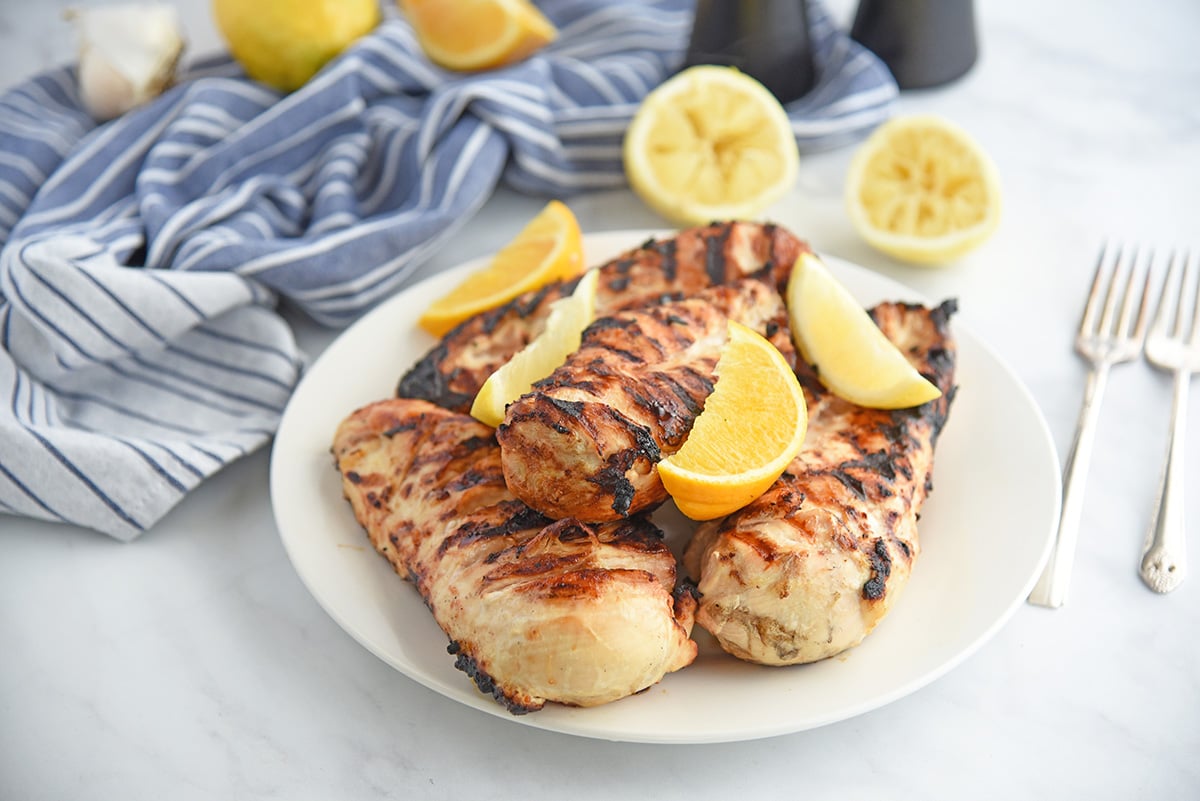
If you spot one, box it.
[470,269,600,428]
[846,114,1001,265]
[787,252,941,409]
[418,200,583,338]
[656,321,808,521]
[623,65,799,226]
[398,0,557,72]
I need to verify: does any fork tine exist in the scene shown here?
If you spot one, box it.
[1098,244,1132,336]
[1115,248,1148,340]
[1080,243,1113,334]
[1132,259,1154,341]
[1150,250,1181,338]
[1187,252,1200,345]
[1170,251,1188,338]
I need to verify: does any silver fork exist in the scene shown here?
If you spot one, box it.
[1140,251,1197,593]
[1029,245,1151,608]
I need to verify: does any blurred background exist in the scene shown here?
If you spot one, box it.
[0,0,854,91]
[0,0,221,88]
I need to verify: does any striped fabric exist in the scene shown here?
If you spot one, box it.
[0,0,896,540]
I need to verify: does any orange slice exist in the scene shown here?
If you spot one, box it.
[398,0,557,72]
[418,200,583,338]
[657,321,808,520]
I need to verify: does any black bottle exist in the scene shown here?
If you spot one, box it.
[850,0,978,90]
[683,0,816,103]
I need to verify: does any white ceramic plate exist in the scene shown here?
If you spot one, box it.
[270,230,1061,744]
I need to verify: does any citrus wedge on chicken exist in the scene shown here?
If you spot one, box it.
[470,269,599,427]
[787,252,941,408]
[846,114,1001,265]
[398,0,557,72]
[657,321,808,520]
[623,65,799,226]
[418,200,583,337]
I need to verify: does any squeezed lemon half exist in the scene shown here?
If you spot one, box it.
[623,65,800,226]
[846,114,1001,265]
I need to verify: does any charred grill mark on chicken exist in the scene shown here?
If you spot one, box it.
[683,300,957,666]
[397,221,808,413]
[333,398,697,712]
[496,279,794,523]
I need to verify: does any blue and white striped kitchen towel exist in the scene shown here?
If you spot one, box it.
[0,0,896,540]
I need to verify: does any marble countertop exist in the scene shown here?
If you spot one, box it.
[3,1,1199,799]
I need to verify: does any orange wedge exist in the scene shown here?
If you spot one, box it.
[398,0,557,72]
[657,321,808,521]
[418,200,584,338]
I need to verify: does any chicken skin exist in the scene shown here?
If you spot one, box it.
[683,301,957,665]
[398,221,808,412]
[332,398,697,713]
[496,278,794,523]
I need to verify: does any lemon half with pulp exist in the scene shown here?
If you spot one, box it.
[847,114,1001,265]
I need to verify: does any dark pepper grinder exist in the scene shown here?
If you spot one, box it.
[683,0,816,103]
[850,0,978,89]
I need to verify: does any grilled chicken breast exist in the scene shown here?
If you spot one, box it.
[333,398,697,713]
[497,278,794,523]
[682,301,957,666]
[398,221,808,412]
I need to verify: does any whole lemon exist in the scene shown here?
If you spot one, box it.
[212,0,381,92]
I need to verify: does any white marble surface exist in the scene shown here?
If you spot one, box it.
[2,0,1199,798]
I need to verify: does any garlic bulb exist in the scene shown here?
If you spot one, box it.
[68,4,186,121]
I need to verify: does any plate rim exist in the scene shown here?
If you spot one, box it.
[269,228,1062,744]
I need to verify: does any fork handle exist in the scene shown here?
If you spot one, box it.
[1029,362,1110,608]
[1140,369,1190,593]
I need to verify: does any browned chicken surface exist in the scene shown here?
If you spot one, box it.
[497,278,794,523]
[398,221,808,412]
[682,301,957,666]
[332,398,698,713]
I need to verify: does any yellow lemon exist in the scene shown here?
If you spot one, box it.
[470,269,599,427]
[846,114,1001,265]
[212,0,380,92]
[623,65,799,226]
[657,321,808,521]
[418,200,584,338]
[787,252,941,408]
[398,0,557,72]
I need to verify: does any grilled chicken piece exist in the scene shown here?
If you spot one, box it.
[332,398,697,712]
[683,301,957,666]
[398,221,808,412]
[497,278,794,523]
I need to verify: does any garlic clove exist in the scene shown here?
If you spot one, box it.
[68,3,186,121]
